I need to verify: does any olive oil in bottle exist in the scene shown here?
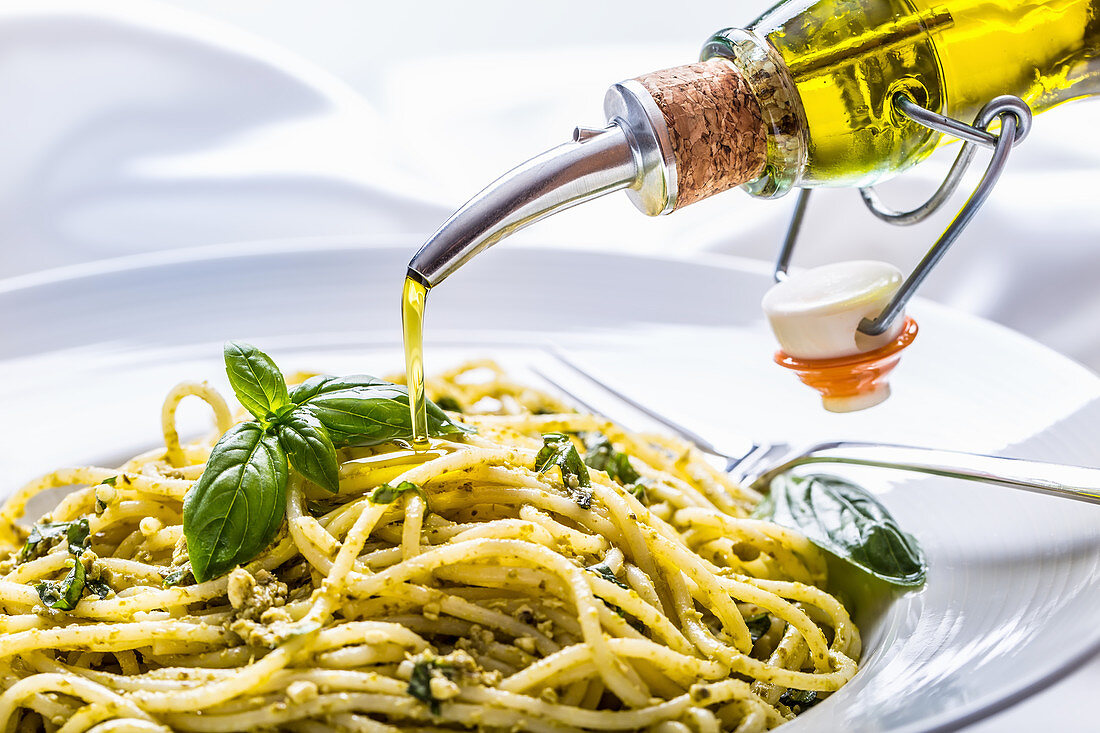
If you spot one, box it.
[401,275,430,450]
[705,0,1100,193]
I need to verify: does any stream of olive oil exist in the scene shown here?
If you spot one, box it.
[401,276,430,450]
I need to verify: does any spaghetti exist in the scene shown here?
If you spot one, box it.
[0,361,859,732]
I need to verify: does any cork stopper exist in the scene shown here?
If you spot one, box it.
[634,58,768,209]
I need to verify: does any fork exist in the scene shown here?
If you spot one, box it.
[533,353,1100,506]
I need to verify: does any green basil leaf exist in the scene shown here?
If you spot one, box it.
[583,434,640,485]
[761,473,926,587]
[277,410,340,493]
[101,476,117,486]
[289,374,388,405]
[36,558,86,611]
[184,422,288,582]
[301,385,474,448]
[535,433,592,508]
[224,341,289,421]
[370,481,422,504]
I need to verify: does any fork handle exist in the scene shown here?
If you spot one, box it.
[764,442,1100,505]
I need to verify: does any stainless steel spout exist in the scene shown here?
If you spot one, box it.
[407,81,677,288]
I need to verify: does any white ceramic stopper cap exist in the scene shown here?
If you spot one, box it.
[762,260,905,360]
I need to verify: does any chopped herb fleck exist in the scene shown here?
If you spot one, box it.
[407,658,453,715]
[779,689,819,711]
[436,396,462,412]
[163,566,195,588]
[306,499,338,517]
[535,433,592,508]
[85,579,113,599]
[21,517,91,562]
[66,518,91,555]
[36,558,87,611]
[586,562,644,631]
[370,481,423,505]
[745,613,771,644]
[583,434,640,485]
[586,562,630,590]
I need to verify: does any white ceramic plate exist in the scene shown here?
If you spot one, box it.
[1,239,1098,732]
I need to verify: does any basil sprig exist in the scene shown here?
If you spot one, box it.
[183,342,473,582]
[289,374,389,404]
[755,473,927,587]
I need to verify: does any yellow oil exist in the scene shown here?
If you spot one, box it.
[734,0,1100,187]
[401,275,430,450]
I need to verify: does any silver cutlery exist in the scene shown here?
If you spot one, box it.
[534,353,1100,506]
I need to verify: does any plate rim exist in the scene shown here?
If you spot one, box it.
[2,235,1099,732]
[4,234,1097,392]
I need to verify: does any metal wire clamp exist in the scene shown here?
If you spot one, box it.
[773,93,1033,337]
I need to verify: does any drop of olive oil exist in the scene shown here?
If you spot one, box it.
[401,275,430,450]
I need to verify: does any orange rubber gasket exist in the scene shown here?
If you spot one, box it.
[774,317,919,401]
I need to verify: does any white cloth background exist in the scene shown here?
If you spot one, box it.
[0,0,1096,729]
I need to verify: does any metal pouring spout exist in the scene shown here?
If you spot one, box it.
[406,81,680,289]
[406,56,775,287]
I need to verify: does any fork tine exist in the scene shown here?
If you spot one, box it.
[530,369,616,423]
[538,350,736,460]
